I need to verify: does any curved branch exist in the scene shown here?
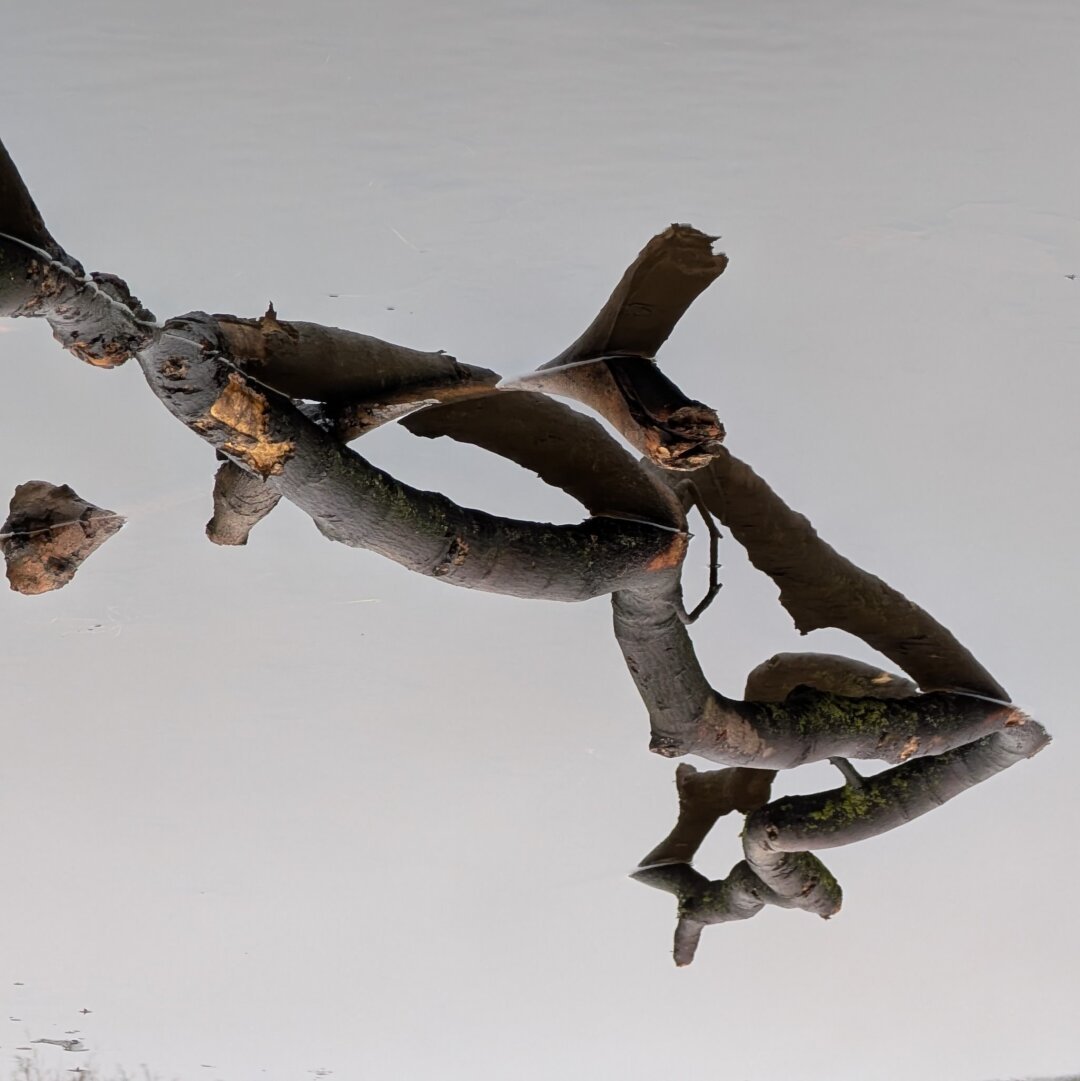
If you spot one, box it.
[402,390,685,529]
[655,449,1007,699]
[206,461,283,546]
[513,225,728,469]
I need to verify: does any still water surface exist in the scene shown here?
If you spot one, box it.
[1,2,1078,1078]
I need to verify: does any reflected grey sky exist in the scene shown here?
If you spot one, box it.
[2,2,1078,1079]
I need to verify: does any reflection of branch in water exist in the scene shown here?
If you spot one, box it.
[635,655,1050,965]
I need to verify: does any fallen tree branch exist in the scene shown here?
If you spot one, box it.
[215,303,499,408]
[402,390,685,528]
[1,134,1052,966]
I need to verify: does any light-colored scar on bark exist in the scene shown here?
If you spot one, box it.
[693,696,771,765]
[209,373,295,477]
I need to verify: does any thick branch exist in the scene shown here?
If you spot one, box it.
[612,583,1032,767]
[138,313,687,601]
[745,720,1049,853]
[1,214,689,580]
[215,384,686,545]
[660,449,1007,699]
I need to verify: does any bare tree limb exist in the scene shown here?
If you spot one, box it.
[634,651,1048,963]
[215,304,498,408]
[0,206,691,601]
[653,449,1007,699]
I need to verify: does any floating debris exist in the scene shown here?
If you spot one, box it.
[1,481,124,595]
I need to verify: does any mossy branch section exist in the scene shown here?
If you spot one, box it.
[612,583,1027,767]
[523,225,728,470]
[633,851,840,966]
[139,313,688,601]
[717,686,1032,768]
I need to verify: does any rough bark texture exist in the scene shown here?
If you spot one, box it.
[2,481,124,594]
[0,234,154,367]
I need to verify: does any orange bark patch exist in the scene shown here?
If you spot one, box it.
[647,531,689,572]
[71,340,130,368]
[209,374,295,477]
[898,735,920,761]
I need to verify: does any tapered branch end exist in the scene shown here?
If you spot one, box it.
[673,918,704,966]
